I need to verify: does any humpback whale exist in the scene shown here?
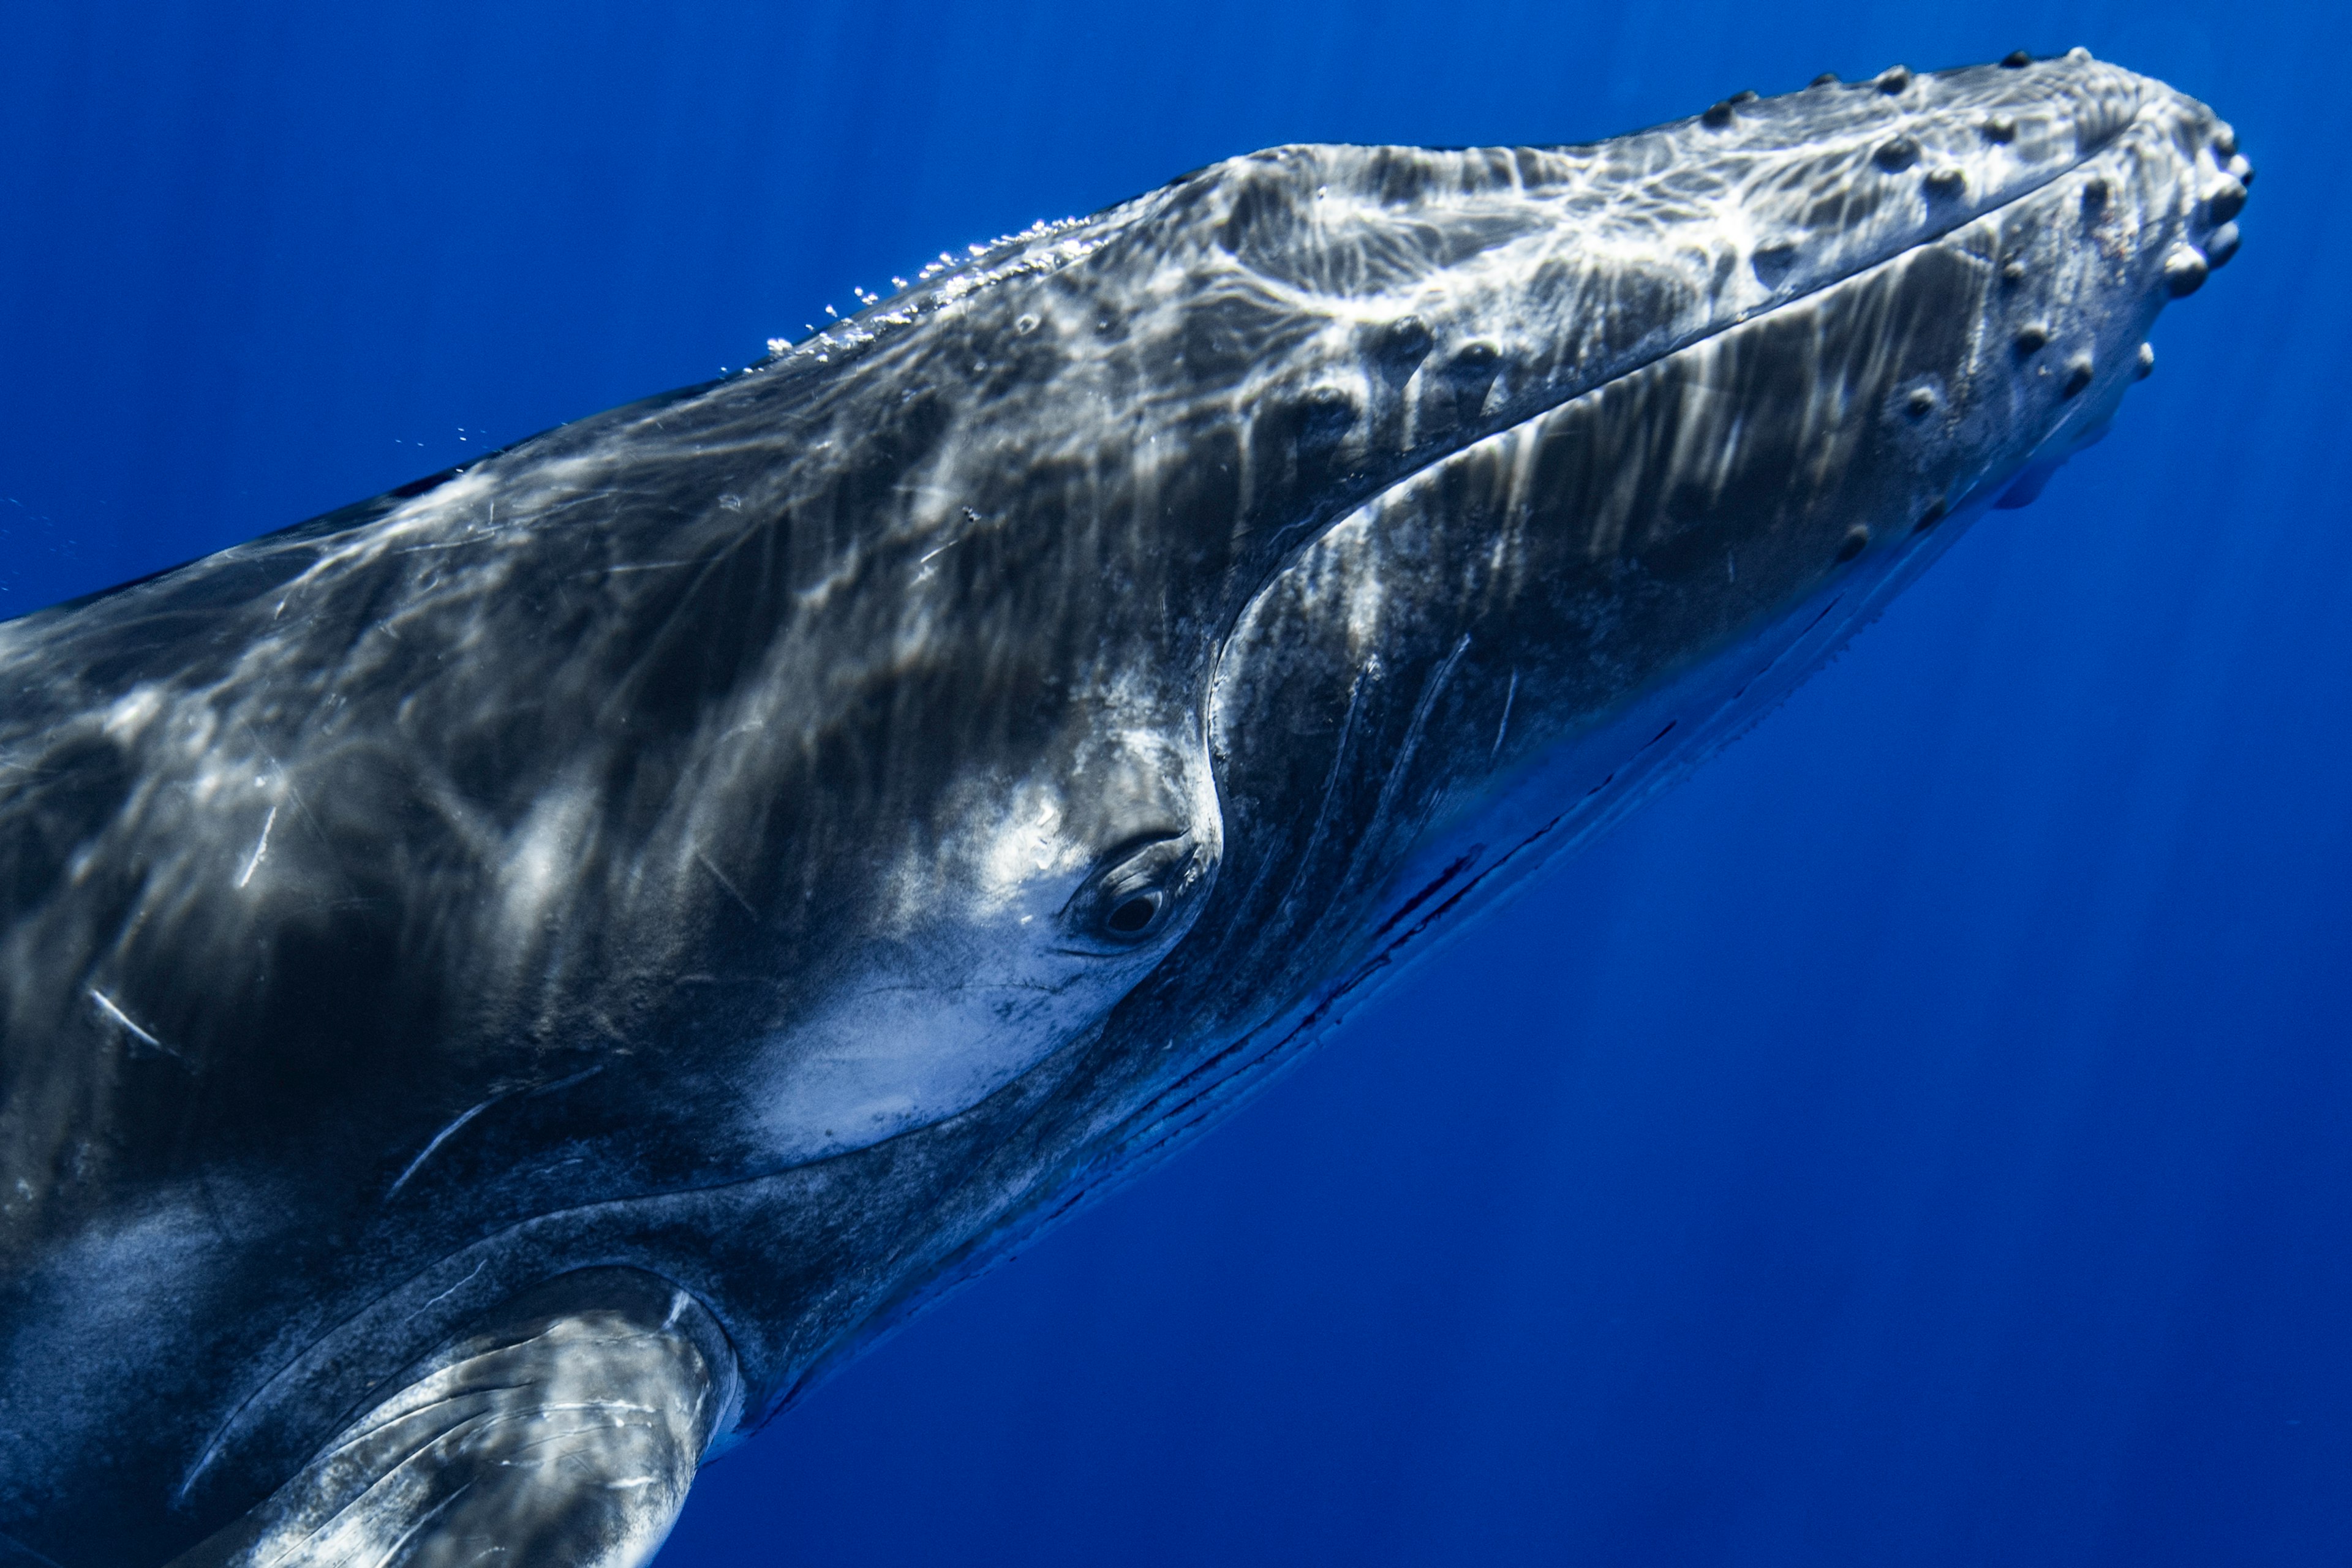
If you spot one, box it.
[0,50,2245,1566]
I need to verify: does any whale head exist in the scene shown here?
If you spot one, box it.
[696,49,2248,1184]
[1124,50,2247,1073]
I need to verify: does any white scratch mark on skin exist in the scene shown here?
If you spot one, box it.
[527,1065,605,1099]
[1491,669,1518,761]
[90,989,183,1060]
[1365,634,1472,844]
[1728,549,1737,584]
[385,1066,602,1201]
[89,989,159,1045]
[386,1095,509,1200]
[236,804,277,888]
[418,1259,487,1315]
[696,851,758,920]
[1233,666,1370,960]
[239,728,337,899]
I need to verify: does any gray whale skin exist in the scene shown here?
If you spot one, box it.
[0,50,2245,1567]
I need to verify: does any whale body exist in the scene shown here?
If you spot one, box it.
[0,51,2246,1567]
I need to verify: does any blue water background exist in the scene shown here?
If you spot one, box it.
[4,2,2346,1562]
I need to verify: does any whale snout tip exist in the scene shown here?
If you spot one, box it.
[2160,109,2253,301]
[2021,50,2253,306]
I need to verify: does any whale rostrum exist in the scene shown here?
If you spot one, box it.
[0,51,2245,1567]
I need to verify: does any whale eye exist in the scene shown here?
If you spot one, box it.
[1105,890,1165,936]
[1066,834,1199,950]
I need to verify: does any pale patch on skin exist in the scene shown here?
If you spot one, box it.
[102,683,167,741]
[752,962,1138,1166]
[499,782,595,940]
[970,785,1082,919]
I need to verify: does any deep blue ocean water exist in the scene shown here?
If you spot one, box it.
[4,3,2345,1563]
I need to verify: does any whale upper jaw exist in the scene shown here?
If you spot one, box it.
[772,50,2245,563]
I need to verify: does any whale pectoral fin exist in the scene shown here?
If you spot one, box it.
[170,1270,739,1568]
